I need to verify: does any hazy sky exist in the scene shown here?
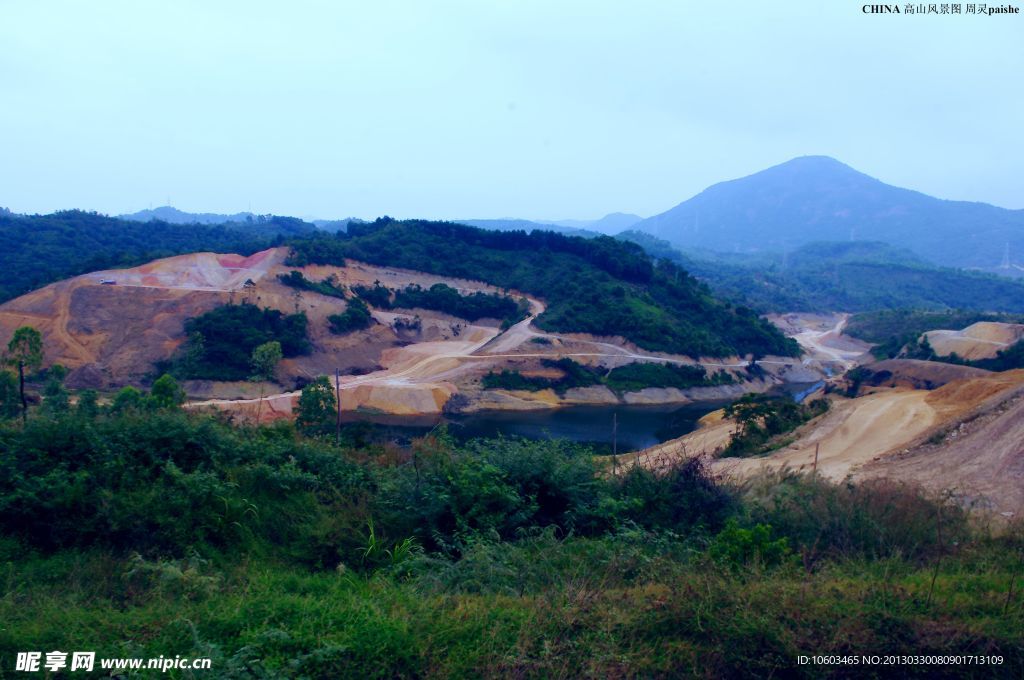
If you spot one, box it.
[2,1,1022,220]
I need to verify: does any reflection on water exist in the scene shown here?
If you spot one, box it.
[336,382,823,452]
[769,381,825,403]
[341,402,727,453]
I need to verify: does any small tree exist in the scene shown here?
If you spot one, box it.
[5,326,43,423]
[111,386,144,413]
[250,340,283,425]
[250,341,282,383]
[0,369,19,419]
[41,364,70,416]
[76,389,100,419]
[179,332,206,377]
[149,374,186,410]
[296,375,336,434]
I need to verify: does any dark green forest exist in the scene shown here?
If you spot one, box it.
[277,270,347,299]
[393,283,529,326]
[162,304,311,381]
[0,211,309,303]
[285,219,798,358]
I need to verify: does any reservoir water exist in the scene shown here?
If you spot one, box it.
[340,383,819,453]
[343,401,727,453]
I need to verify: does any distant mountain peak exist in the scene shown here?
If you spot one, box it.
[634,157,1021,270]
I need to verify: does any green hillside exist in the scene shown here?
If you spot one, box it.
[620,232,1024,314]
[286,218,799,358]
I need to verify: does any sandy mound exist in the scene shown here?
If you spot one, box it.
[924,322,1024,361]
[712,390,937,482]
[861,372,1024,516]
[854,359,990,392]
[926,369,1024,410]
[633,368,1024,514]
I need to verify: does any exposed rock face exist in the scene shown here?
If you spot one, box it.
[340,382,456,416]
[450,380,771,415]
[561,386,620,405]
[450,388,562,414]
[620,382,758,405]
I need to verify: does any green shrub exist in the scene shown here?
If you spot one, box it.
[278,270,347,299]
[709,518,790,569]
[375,435,608,555]
[740,472,969,565]
[393,282,527,324]
[351,282,392,308]
[328,297,373,334]
[721,394,829,457]
[481,369,551,391]
[612,456,736,535]
[605,362,733,393]
[483,359,732,395]
[167,303,310,380]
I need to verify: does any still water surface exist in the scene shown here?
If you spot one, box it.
[341,382,818,453]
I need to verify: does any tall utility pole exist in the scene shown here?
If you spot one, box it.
[335,369,342,445]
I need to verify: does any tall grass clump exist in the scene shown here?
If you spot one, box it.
[739,470,970,566]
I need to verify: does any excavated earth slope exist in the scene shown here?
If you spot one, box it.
[0,248,811,420]
[633,367,1024,517]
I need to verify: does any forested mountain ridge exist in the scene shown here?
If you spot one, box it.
[0,210,310,303]
[634,155,1024,269]
[619,231,1024,314]
[285,218,799,358]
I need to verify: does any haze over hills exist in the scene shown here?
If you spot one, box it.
[456,212,642,236]
[634,156,1024,271]
[548,212,644,233]
[120,206,259,225]
[619,231,1024,314]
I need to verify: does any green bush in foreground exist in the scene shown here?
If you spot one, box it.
[0,408,1021,678]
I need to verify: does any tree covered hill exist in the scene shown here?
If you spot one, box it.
[285,218,798,358]
[634,155,1024,270]
[0,210,310,303]
[119,206,320,238]
[619,231,1024,314]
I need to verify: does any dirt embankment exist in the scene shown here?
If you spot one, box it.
[858,372,1024,517]
[851,359,991,393]
[633,365,1024,516]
